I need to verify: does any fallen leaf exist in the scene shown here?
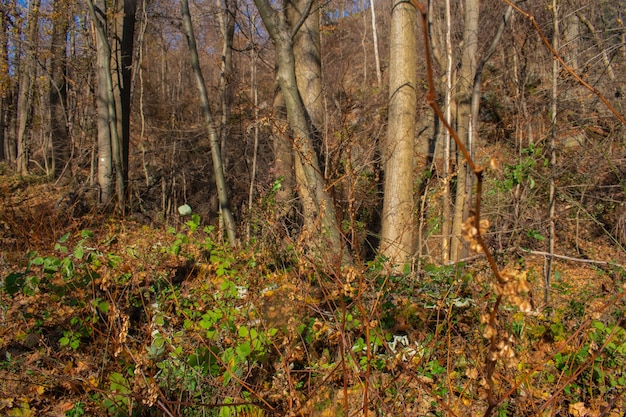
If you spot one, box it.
[569,402,589,417]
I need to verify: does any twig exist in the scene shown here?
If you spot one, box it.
[524,249,625,269]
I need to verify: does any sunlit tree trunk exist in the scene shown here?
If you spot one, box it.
[369,0,382,87]
[88,0,119,204]
[289,0,323,148]
[380,0,418,267]
[180,0,237,246]
[50,0,70,179]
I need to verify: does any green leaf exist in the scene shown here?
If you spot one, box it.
[98,301,109,313]
[73,245,84,260]
[4,272,26,296]
[59,232,70,243]
[236,342,252,360]
[238,326,249,338]
[80,230,94,239]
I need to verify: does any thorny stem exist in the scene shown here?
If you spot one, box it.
[412,1,625,415]
[412,1,507,414]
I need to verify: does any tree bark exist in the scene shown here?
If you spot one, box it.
[109,0,136,206]
[449,0,479,261]
[180,0,237,246]
[217,0,236,157]
[88,0,120,205]
[16,0,40,175]
[49,0,70,179]
[255,0,347,262]
[0,5,9,162]
[288,0,323,151]
[380,0,418,266]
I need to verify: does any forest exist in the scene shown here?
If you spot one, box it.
[0,0,625,415]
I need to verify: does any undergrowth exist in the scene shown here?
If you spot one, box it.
[1,199,625,416]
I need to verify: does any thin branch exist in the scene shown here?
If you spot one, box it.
[525,250,625,269]
[290,0,316,38]
[503,0,626,126]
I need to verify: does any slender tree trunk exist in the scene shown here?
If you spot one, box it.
[217,0,235,157]
[16,0,41,175]
[546,0,559,303]
[450,0,478,262]
[441,0,452,263]
[369,0,382,87]
[247,48,260,243]
[50,0,70,179]
[0,8,8,162]
[380,0,418,266]
[180,0,237,246]
[577,12,615,81]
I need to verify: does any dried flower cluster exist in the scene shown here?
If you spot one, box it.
[461,216,490,253]
[495,268,532,313]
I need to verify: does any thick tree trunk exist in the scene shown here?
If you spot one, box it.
[289,0,323,141]
[180,0,237,246]
[271,88,296,218]
[255,0,346,262]
[50,0,70,179]
[380,0,418,266]
[88,0,120,205]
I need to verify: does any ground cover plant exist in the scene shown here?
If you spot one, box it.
[0,171,624,416]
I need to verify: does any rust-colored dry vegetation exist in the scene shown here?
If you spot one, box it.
[0,161,625,416]
[2,0,626,416]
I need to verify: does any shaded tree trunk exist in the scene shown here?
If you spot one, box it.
[380,0,418,266]
[50,0,70,179]
[0,4,9,162]
[16,0,40,175]
[449,0,478,261]
[180,0,237,246]
[254,0,347,262]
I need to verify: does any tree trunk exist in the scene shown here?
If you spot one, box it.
[289,0,323,150]
[449,0,479,262]
[50,0,70,179]
[88,0,120,205]
[546,0,559,303]
[0,7,8,162]
[255,0,347,262]
[16,0,40,175]
[180,0,237,246]
[441,0,452,263]
[370,0,382,87]
[217,0,236,157]
[111,0,136,206]
[380,0,418,267]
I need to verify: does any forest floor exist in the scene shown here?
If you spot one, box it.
[1,168,625,417]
